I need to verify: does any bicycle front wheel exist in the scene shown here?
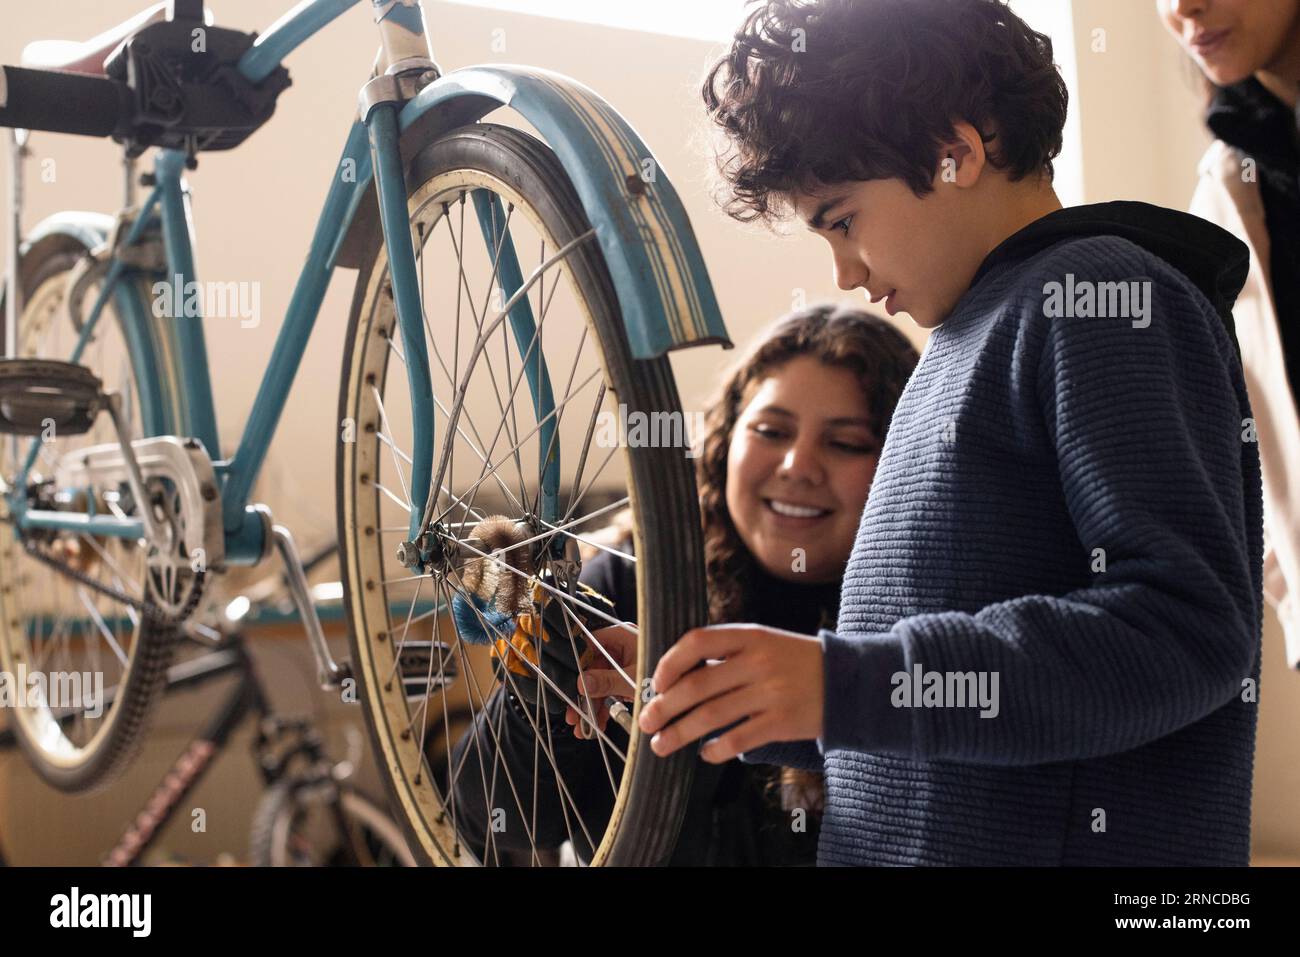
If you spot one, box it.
[337,123,706,866]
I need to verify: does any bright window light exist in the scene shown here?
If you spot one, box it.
[442,0,745,42]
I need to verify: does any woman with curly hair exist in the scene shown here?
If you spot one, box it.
[443,304,918,865]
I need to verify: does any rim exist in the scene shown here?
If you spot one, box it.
[343,162,653,866]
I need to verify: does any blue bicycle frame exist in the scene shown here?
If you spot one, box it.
[7,0,729,567]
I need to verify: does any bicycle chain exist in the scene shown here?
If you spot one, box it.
[19,536,206,629]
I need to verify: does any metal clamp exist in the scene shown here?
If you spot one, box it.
[107,206,166,272]
[357,61,439,123]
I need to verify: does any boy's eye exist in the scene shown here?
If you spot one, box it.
[831,440,875,454]
[832,215,854,237]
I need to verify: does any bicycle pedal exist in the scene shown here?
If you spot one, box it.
[397,640,458,700]
[0,358,105,437]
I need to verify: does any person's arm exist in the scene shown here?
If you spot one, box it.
[818,268,1261,764]
[448,547,637,852]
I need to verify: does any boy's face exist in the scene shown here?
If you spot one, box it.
[791,173,990,330]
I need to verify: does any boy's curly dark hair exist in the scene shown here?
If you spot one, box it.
[702,0,1069,223]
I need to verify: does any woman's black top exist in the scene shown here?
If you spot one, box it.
[442,546,840,865]
[1207,78,1300,395]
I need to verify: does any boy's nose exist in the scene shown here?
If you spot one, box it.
[833,253,868,292]
[1168,0,1208,21]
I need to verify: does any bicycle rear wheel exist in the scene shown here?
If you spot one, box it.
[249,781,416,867]
[0,244,178,792]
[338,123,706,866]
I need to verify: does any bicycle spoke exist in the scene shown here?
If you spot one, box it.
[558,379,608,526]
[432,366,602,528]
[78,533,144,598]
[419,228,598,534]
[420,213,573,529]
[443,560,630,755]
[371,384,413,510]
[537,519,637,564]
[560,443,622,529]
[76,586,129,670]
[444,575,603,852]
[555,599,622,796]
[433,577,551,862]
[532,317,587,520]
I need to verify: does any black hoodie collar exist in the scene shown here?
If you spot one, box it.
[971,201,1250,347]
[1207,77,1300,198]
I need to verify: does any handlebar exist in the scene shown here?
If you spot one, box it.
[0,66,133,139]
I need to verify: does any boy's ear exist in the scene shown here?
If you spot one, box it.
[934,120,988,189]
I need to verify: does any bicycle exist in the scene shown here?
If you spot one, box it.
[0,0,728,866]
[0,542,417,867]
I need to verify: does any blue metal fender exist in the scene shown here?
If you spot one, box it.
[19,211,115,285]
[337,65,732,360]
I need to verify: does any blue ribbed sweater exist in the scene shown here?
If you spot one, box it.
[743,204,1264,866]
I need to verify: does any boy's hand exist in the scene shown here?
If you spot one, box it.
[638,625,824,763]
[566,623,637,739]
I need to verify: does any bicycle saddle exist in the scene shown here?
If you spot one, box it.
[18,3,211,77]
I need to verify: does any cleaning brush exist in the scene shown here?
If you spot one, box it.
[448,515,631,734]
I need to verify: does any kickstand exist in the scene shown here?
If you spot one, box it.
[271,522,350,689]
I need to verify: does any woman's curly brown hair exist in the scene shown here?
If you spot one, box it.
[696,304,918,814]
[702,0,1069,224]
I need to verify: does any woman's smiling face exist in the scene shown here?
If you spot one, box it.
[725,355,881,583]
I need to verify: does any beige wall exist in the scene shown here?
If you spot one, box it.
[1,0,1296,862]
[1066,0,1300,864]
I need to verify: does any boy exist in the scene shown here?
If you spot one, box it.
[637,0,1263,865]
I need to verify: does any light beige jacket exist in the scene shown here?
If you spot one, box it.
[1191,139,1300,668]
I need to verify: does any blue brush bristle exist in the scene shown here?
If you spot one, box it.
[451,592,515,645]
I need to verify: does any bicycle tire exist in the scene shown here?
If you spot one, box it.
[0,246,178,793]
[249,779,416,867]
[337,123,706,866]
